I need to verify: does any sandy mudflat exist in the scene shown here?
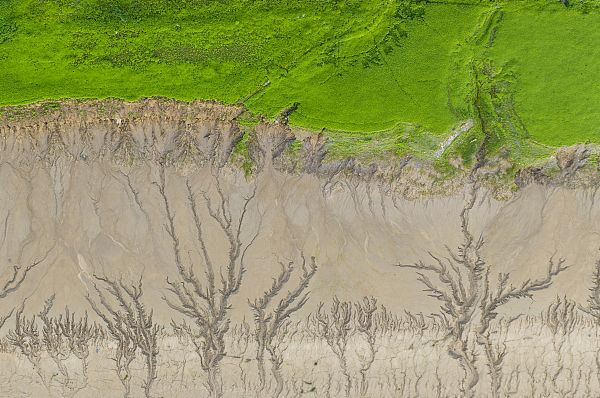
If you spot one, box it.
[0,100,599,397]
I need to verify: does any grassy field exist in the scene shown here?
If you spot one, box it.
[1,0,599,163]
[247,2,480,134]
[488,4,600,147]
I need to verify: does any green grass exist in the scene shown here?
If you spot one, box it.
[1,0,600,166]
[488,5,600,147]
[247,3,481,134]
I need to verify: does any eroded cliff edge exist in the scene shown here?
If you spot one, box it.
[3,98,599,201]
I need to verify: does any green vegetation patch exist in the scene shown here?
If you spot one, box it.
[488,6,600,147]
[324,123,442,163]
[248,3,481,134]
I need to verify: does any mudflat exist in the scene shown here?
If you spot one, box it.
[0,99,597,397]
